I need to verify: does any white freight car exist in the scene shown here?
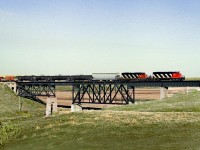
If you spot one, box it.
[92,73,120,81]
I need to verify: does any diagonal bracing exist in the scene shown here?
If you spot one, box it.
[72,83,135,104]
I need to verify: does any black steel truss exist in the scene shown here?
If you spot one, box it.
[15,80,200,105]
[17,84,55,97]
[72,83,135,104]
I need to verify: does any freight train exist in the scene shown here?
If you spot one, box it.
[121,71,185,81]
[0,76,16,82]
[0,75,93,82]
[0,71,185,82]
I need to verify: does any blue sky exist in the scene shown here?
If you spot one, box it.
[0,0,200,76]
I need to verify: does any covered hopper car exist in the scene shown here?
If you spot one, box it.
[92,73,120,81]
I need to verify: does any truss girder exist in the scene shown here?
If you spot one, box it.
[72,83,135,104]
[17,84,56,97]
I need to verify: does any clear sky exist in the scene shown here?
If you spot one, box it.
[0,0,200,77]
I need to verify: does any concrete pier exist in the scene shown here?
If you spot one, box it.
[46,97,58,117]
[5,82,17,93]
[71,104,82,112]
[160,87,168,100]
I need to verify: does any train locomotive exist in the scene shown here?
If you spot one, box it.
[121,72,148,80]
[151,71,185,81]
[121,71,185,81]
[0,71,185,82]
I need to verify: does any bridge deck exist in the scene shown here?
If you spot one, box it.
[16,80,200,87]
[15,80,200,105]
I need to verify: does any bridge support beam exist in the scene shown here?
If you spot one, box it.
[17,84,55,104]
[46,97,58,117]
[160,87,168,100]
[128,86,135,104]
[72,83,135,104]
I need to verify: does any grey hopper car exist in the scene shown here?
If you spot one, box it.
[92,73,120,81]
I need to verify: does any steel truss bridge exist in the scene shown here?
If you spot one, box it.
[16,80,200,105]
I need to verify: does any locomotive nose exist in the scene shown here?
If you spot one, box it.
[171,72,185,80]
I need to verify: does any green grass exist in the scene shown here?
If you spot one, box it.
[0,84,45,146]
[1,83,200,149]
[186,77,200,80]
[108,91,200,112]
[2,112,200,150]
[0,84,44,115]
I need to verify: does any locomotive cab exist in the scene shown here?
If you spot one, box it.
[152,71,185,81]
[172,72,185,81]
[138,73,148,79]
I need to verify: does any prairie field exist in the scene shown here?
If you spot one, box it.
[1,83,200,150]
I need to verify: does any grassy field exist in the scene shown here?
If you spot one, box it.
[0,84,45,146]
[1,83,200,149]
[186,77,200,80]
[109,91,200,112]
